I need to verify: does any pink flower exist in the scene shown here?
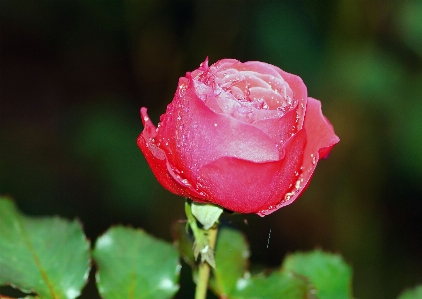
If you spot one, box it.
[137,58,339,216]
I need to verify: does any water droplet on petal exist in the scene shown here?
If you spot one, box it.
[285,192,294,201]
[311,154,317,165]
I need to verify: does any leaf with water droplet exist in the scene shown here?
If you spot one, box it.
[93,226,180,299]
[0,197,90,299]
[230,271,313,299]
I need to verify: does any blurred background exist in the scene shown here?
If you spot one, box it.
[1,0,421,298]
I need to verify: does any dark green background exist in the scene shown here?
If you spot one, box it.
[1,0,421,298]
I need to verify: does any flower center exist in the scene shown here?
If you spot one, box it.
[192,62,298,124]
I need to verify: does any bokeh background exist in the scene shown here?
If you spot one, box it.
[1,0,421,298]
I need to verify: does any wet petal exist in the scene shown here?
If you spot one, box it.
[137,109,190,197]
[196,129,307,213]
[156,83,280,186]
[252,107,298,148]
[258,98,340,215]
[236,61,284,79]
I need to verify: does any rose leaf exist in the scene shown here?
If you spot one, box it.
[230,271,313,299]
[93,226,180,299]
[211,228,249,297]
[0,197,90,299]
[282,250,353,299]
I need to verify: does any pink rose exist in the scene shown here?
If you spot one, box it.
[137,58,339,216]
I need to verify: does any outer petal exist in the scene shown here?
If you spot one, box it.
[303,98,340,164]
[137,108,204,199]
[257,98,340,216]
[196,129,307,213]
[156,78,281,186]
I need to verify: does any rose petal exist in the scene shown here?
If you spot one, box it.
[248,87,287,111]
[236,61,284,80]
[252,107,298,148]
[211,59,240,72]
[196,129,307,213]
[156,82,281,187]
[274,68,307,101]
[303,98,340,163]
[257,98,340,215]
[137,108,195,197]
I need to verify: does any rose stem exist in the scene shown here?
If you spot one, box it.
[195,225,218,299]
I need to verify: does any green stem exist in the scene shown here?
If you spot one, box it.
[195,225,218,299]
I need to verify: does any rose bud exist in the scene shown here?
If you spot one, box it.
[137,58,339,216]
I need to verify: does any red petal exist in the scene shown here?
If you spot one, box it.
[157,82,280,186]
[303,98,340,162]
[252,107,298,149]
[258,98,339,216]
[137,108,202,198]
[234,61,285,79]
[195,129,307,214]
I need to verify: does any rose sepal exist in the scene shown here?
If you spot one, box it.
[185,200,221,268]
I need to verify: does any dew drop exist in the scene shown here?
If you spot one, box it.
[236,278,249,290]
[158,277,175,290]
[65,288,80,298]
[284,192,294,201]
[237,106,249,115]
[311,154,317,165]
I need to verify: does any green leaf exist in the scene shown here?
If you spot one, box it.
[93,226,180,299]
[0,197,90,299]
[212,228,249,297]
[397,285,422,299]
[230,271,313,299]
[282,250,353,299]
